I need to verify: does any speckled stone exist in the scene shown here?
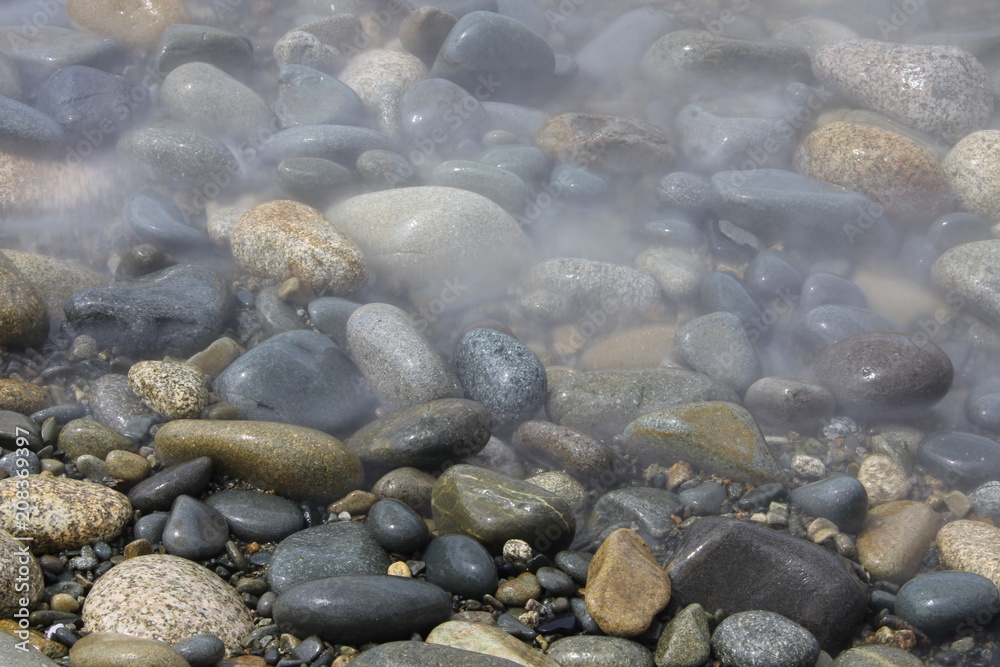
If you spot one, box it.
[0,528,43,617]
[855,501,939,584]
[272,30,344,76]
[128,360,208,420]
[160,62,272,141]
[81,554,253,652]
[586,528,671,637]
[936,520,1000,589]
[547,368,739,440]
[154,419,364,503]
[67,0,190,50]
[339,49,427,137]
[812,39,993,143]
[117,126,238,189]
[711,610,820,667]
[655,603,711,667]
[427,621,560,667]
[0,250,47,348]
[329,186,531,298]
[510,420,615,481]
[431,464,575,554]
[0,475,130,553]
[547,636,654,667]
[795,121,952,228]
[933,240,1000,326]
[623,401,783,485]
[351,641,523,666]
[58,418,133,461]
[829,645,923,666]
[231,200,366,297]
[674,312,761,396]
[346,303,463,413]
[744,377,835,436]
[0,378,49,415]
[943,131,1000,223]
[455,328,546,432]
[68,632,190,667]
[535,113,675,173]
[4,249,107,327]
[856,455,911,507]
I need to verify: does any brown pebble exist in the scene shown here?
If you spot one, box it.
[0,378,49,414]
[535,113,675,173]
[123,539,153,559]
[667,461,696,490]
[327,489,379,516]
[387,561,412,577]
[399,6,457,63]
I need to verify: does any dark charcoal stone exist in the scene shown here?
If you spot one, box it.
[204,489,304,543]
[128,457,214,513]
[789,476,868,534]
[422,533,498,599]
[266,521,391,594]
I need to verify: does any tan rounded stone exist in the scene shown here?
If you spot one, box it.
[69,632,190,667]
[104,450,152,483]
[535,113,675,173]
[3,250,107,327]
[856,500,939,584]
[936,520,1000,588]
[0,250,47,348]
[577,324,676,370]
[127,360,209,420]
[585,528,671,637]
[67,0,191,50]
[0,529,43,617]
[795,122,952,228]
[426,621,560,667]
[943,130,1000,223]
[0,379,49,415]
[857,454,911,507]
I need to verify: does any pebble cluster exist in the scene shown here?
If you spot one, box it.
[0,0,999,666]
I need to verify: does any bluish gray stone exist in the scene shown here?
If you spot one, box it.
[171,633,226,667]
[36,65,134,147]
[133,511,169,545]
[214,329,375,437]
[918,430,1000,491]
[927,212,992,254]
[548,164,609,204]
[0,627,61,666]
[430,11,556,105]
[427,160,531,212]
[0,52,21,101]
[895,571,1000,637]
[276,157,359,207]
[351,641,522,666]
[274,64,367,129]
[367,498,430,554]
[793,305,896,356]
[745,249,806,308]
[933,240,1000,328]
[264,124,394,165]
[675,101,795,173]
[711,610,820,667]
[0,93,63,153]
[159,61,273,141]
[273,575,452,645]
[267,521,392,594]
[0,448,38,476]
[478,145,550,182]
[455,328,545,432]
[125,190,209,251]
[204,489,304,543]
[699,271,765,337]
[679,481,727,516]
[118,126,239,188]
[422,533,498,599]
[639,215,705,248]
[154,24,254,77]
[400,77,487,149]
[254,285,307,338]
[547,636,654,667]
[743,377,835,435]
[307,296,359,349]
[535,566,575,597]
[162,495,229,561]
[0,27,126,85]
[789,476,868,534]
[355,149,419,191]
[675,311,762,395]
[970,481,1000,522]
[574,7,673,90]
[657,171,716,215]
[591,487,683,541]
[88,374,159,435]
[797,273,867,315]
[481,100,548,143]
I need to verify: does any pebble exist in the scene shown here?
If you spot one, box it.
[744,377,835,435]
[676,101,795,173]
[936,519,1000,588]
[352,640,523,666]
[399,6,458,63]
[0,475,130,553]
[428,160,531,213]
[422,532,498,599]
[789,476,868,534]
[591,487,683,541]
[36,65,132,148]
[969,481,1000,522]
[535,113,674,173]
[623,401,783,485]
[812,332,953,419]
[186,336,242,379]
[455,328,545,432]
[65,263,231,358]
[154,419,364,503]
[272,29,343,76]
[573,6,672,92]
[128,457,213,514]
[346,303,463,412]
[366,498,429,554]
[0,528,43,617]
[855,500,939,583]
[711,610,820,667]
[214,329,374,437]
[274,575,452,645]
[57,418,133,461]
[674,312,762,396]
[117,126,239,188]
[547,368,738,440]
[81,553,253,651]
[896,570,999,639]
[104,450,151,483]
[274,65,366,129]
[0,250,47,348]
[0,381,46,418]
[917,429,1000,491]
[339,50,426,137]
[933,239,1000,328]
[828,645,923,666]
[160,62,273,142]
[496,572,541,606]
[426,620,560,666]
[793,305,896,356]
[263,124,393,165]
[346,398,491,470]
[161,495,228,561]
[813,39,993,143]
[636,247,707,304]
[355,149,419,190]
[509,420,615,481]
[68,632,190,667]
[466,435,526,479]
[266,521,390,594]
[172,633,226,667]
[942,131,1000,223]
[400,78,487,149]
[153,24,254,78]
[3,249,106,327]
[125,190,209,252]
[856,454,911,507]
[795,121,952,228]
[204,489,303,544]
[277,157,359,208]
[655,603,711,667]
[667,516,868,650]
[576,323,677,371]
[431,464,576,554]
[548,636,654,667]
[329,186,531,297]
[128,360,208,421]
[0,91,64,155]
[585,528,671,637]
[478,145,550,183]
[67,0,189,50]
[372,467,437,518]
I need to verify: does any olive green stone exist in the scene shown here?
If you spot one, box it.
[654,603,711,667]
[830,645,923,666]
[0,379,49,415]
[0,250,47,348]
[345,398,491,469]
[622,401,783,485]
[58,418,134,461]
[154,419,364,503]
[431,464,576,554]
[547,636,654,667]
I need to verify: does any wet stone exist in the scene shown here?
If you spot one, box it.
[674,311,762,396]
[399,6,458,63]
[118,126,239,188]
[0,528,43,617]
[937,520,1000,589]
[267,521,391,594]
[125,190,209,252]
[274,65,367,129]
[548,164,610,204]
[272,30,344,76]
[917,429,1000,491]
[478,145,550,183]
[675,101,795,173]
[128,360,208,421]
[355,149,419,191]
[933,240,1000,325]
[797,272,867,314]
[591,487,683,541]
[789,476,868,535]
[895,571,1000,638]
[36,65,133,148]
[0,94,64,155]
[68,633,190,667]
[548,635,654,667]
[422,532,497,599]
[711,610,820,667]
[655,602,711,667]
[509,420,616,482]
[372,467,437,518]
[264,124,394,166]
[829,645,923,666]
[855,500,939,584]
[793,305,895,357]
[428,160,531,213]
[276,157,358,209]
[366,498,430,554]
[57,418,133,462]
[744,377,835,435]
[969,481,1000,522]
[104,450,151,483]
[351,640,523,666]
[172,633,226,667]
[153,24,254,78]
[204,489,304,544]
[160,62,272,142]
[679,482,727,516]
[0,250,47,348]
[535,113,675,173]
[699,271,764,335]
[161,494,228,561]
[400,78,487,149]
[428,620,560,666]
[128,457,213,514]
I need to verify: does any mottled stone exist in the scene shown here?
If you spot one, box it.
[117,126,238,188]
[69,632,189,667]
[857,454,911,507]
[856,501,939,584]
[0,528,43,617]
[623,401,783,485]
[432,464,576,554]
[586,528,671,637]
[744,377,835,435]
[104,450,151,483]
[274,64,366,129]
[0,475,130,553]
[3,249,107,328]
[535,113,675,173]
[231,200,366,297]
[674,312,761,396]
[372,467,437,518]
[943,131,1000,223]
[273,30,343,76]
[0,379,49,415]
[81,554,253,652]
[400,7,458,63]
[576,324,677,371]
[67,0,189,50]
[795,121,952,228]
[936,520,1000,589]
[829,645,923,666]
[128,360,208,420]
[352,641,522,667]
[58,418,133,461]
[933,240,1000,325]
[0,250,47,348]
[160,62,273,141]
[548,636,654,667]
[340,49,427,137]
[712,610,820,667]
[813,39,992,143]
[154,419,364,503]
[655,603,711,667]
[510,420,615,482]
[427,621,560,667]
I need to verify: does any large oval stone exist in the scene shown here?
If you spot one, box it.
[154,420,364,503]
[936,520,1000,588]
[917,429,1000,491]
[895,571,1000,638]
[622,401,783,485]
[266,521,390,594]
[431,464,575,554]
[855,501,939,584]
[273,575,452,645]
[932,240,1000,327]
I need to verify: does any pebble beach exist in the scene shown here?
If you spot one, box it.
[1,0,1000,666]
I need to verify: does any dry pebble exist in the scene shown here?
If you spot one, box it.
[128,360,209,420]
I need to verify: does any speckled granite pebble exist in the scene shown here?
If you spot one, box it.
[0,378,49,415]
[81,554,253,652]
[655,602,711,667]
[0,528,43,617]
[711,610,820,667]
[535,113,675,173]
[67,0,189,50]
[943,131,1000,223]
[936,519,1000,589]
[128,360,208,420]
